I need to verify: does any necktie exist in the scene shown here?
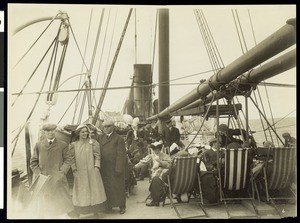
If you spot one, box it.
[107,135,110,140]
[49,141,52,145]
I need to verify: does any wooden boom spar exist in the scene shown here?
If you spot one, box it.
[147,18,296,121]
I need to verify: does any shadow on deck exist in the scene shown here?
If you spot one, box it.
[80,178,296,219]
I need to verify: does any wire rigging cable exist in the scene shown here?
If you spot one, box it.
[11,37,59,152]
[12,38,57,106]
[247,9,279,145]
[86,8,105,121]
[73,8,93,124]
[94,9,111,93]
[12,13,61,69]
[92,8,133,125]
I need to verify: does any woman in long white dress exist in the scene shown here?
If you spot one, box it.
[69,124,106,217]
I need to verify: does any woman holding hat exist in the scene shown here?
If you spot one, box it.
[69,124,107,217]
[134,141,171,179]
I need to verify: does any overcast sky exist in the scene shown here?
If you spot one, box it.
[8,4,296,132]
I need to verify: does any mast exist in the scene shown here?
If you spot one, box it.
[158,8,170,113]
[157,8,170,133]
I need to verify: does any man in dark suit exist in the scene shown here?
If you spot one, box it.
[161,119,181,154]
[99,120,127,214]
[30,123,74,218]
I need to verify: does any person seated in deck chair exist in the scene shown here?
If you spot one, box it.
[133,141,171,181]
[132,141,149,181]
[282,132,296,147]
[145,150,190,207]
[217,124,257,149]
[197,140,219,204]
[216,124,245,147]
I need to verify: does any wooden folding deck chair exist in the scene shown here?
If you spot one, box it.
[260,147,296,217]
[220,148,260,218]
[164,156,208,219]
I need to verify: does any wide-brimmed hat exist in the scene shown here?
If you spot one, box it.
[219,124,228,131]
[150,141,163,150]
[75,124,90,134]
[176,150,189,157]
[42,123,57,131]
[165,119,172,124]
[102,120,115,127]
[209,138,218,147]
[282,132,290,138]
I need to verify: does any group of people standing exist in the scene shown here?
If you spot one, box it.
[30,120,126,219]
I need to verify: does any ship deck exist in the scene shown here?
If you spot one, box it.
[79,179,296,219]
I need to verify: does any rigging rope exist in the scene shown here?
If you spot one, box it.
[102,9,118,89]
[151,9,158,74]
[56,83,85,125]
[69,24,89,71]
[78,90,87,124]
[12,13,61,70]
[262,81,280,145]
[87,8,105,121]
[134,9,137,64]
[94,9,111,96]
[13,78,296,97]
[200,10,222,71]
[47,41,69,104]
[48,40,59,95]
[92,8,133,125]
[232,9,245,54]
[262,109,296,132]
[89,9,105,78]
[247,9,281,145]
[249,96,285,146]
[248,10,257,45]
[12,38,57,106]
[194,9,218,73]
[235,9,248,52]
[185,93,216,150]
[252,90,269,141]
[11,37,58,151]
[73,8,93,124]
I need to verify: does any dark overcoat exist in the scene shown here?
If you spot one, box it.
[161,126,181,147]
[99,131,126,208]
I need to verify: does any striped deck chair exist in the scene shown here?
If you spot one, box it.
[165,156,208,219]
[220,148,259,218]
[261,147,296,217]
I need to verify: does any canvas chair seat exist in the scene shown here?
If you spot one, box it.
[258,147,296,217]
[219,148,260,218]
[222,148,251,191]
[164,156,208,219]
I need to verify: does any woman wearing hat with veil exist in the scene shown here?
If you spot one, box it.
[69,124,107,218]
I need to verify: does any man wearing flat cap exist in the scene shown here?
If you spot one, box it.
[282,132,296,147]
[99,120,127,214]
[30,123,74,218]
[217,124,254,148]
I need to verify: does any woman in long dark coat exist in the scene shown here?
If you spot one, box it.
[99,120,127,214]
